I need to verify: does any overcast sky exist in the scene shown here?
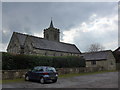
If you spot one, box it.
[1,2,118,52]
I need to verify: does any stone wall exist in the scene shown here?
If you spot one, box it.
[86,60,108,70]
[106,51,116,70]
[2,70,28,80]
[2,67,104,80]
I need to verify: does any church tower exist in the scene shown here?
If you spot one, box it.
[44,20,60,42]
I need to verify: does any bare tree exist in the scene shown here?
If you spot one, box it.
[87,43,105,52]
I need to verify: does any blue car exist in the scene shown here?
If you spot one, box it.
[25,66,58,84]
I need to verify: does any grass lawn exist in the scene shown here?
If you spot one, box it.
[1,70,117,84]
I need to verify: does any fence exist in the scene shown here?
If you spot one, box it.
[2,67,104,80]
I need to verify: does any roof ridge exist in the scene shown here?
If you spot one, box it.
[82,50,112,54]
[14,31,44,39]
[60,41,75,46]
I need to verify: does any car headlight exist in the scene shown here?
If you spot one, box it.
[56,74,58,76]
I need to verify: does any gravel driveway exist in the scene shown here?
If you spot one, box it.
[2,72,118,88]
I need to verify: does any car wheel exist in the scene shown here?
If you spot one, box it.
[25,75,29,81]
[52,79,57,83]
[40,77,45,84]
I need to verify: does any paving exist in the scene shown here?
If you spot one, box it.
[2,72,118,88]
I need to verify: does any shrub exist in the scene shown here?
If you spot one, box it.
[2,52,86,70]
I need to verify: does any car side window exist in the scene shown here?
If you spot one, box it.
[32,69,37,72]
[32,67,39,72]
[39,69,43,71]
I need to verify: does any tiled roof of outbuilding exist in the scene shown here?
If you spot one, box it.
[82,50,112,61]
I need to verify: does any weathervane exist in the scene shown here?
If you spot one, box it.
[51,17,53,21]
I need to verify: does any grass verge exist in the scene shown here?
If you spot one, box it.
[1,78,24,84]
[59,70,117,78]
[1,70,117,84]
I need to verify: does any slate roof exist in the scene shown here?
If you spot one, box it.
[82,50,112,61]
[114,47,120,52]
[15,32,27,46]
[14,32,81,54]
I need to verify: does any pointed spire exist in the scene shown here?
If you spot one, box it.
[49,17,54,28]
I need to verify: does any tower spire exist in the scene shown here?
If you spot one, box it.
[44,18,60,42]
[50,17,54,28]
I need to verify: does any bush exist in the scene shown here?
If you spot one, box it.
[2,52,86,70]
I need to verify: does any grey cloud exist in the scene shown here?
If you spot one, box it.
[2,2,117,51]
[74,29,118,52]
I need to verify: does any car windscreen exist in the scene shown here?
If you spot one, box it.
[33,67,44,71]
[45,67,56,72]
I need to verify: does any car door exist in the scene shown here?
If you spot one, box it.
[34,68,44,80]
[29,67,38,80]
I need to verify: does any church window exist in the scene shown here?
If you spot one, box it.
[54,34,57,40]
[46,34,49,39]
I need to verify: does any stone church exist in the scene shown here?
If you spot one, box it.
[7,20,81,56]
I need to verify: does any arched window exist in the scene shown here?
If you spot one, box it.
[54,34,57,40]
[46,34,49,39]
[45,52,47,56]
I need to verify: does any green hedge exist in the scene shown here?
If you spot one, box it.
[2,52,86,70]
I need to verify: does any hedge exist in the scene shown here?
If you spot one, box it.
[2,52,86,70]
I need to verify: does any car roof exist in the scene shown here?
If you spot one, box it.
[34,66,54,68]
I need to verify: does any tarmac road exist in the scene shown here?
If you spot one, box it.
[2,72,118,88]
